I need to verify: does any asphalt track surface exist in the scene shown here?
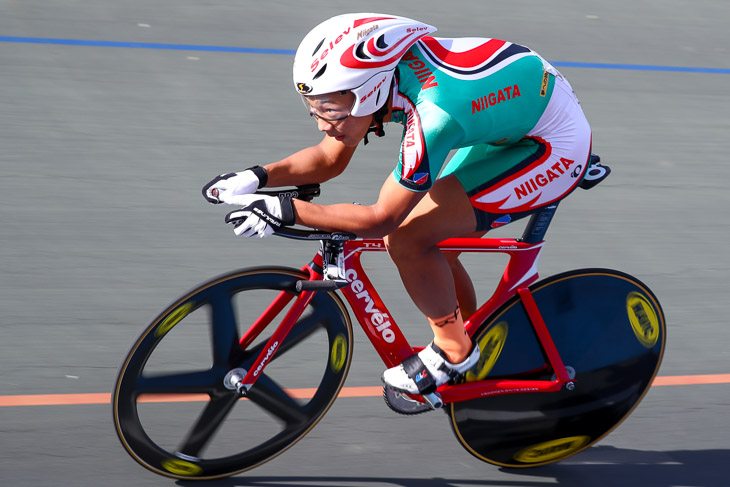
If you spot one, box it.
[2,1,729,486]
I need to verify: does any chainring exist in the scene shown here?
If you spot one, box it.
[382,385,433,415]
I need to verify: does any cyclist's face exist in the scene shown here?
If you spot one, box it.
[304,92,372,147]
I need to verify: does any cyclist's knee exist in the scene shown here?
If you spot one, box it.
[384,224,433,263]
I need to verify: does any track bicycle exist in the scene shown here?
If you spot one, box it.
[112,156,665,480]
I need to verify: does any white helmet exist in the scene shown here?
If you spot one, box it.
[293,13,436,117]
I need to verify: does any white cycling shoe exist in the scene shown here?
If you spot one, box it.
[381,342,480,395]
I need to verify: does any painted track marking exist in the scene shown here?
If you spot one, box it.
[1,36,729,74]
[1,376,728,407]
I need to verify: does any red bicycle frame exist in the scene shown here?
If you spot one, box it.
[237,205,575,402]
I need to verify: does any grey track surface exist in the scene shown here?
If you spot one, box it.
[1,1,729,486]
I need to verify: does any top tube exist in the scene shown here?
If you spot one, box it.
[272,207,561,244]
[259,186,560,244]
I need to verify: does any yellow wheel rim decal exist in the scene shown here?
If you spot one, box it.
[161,458,203,476]
[626,292,659,348]
[514,435,591,463]
[155,301,195,337]
[330,334,347,373]
[465,321,508,382]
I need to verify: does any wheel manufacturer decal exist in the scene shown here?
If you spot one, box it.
[330,334,347,373]
[465,321,508,382]
[160,458,203,476]
[513,435,591,463]
[626,292,659,348]
[154,301,195,337]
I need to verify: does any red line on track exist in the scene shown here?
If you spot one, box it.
[0,377,727,407]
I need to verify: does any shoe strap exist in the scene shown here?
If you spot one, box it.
[401,353,438,395]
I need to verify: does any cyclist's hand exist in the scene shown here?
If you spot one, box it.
[225,194,295,238]
[202,166,268,204]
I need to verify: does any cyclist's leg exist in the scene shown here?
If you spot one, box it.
[386,143,541,363]
[385,174,478,363]
[388,134,589,359]
[444,231,487,320]
[385,95,591,391]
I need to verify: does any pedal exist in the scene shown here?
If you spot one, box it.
[422,392,443,410]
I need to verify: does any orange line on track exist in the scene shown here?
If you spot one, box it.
[651,373,730,386]
[0,377,725,407]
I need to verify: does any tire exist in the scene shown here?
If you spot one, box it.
[112,267,353,480]
[449,269,666,467]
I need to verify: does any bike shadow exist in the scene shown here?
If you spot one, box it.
[176,446,729,487]
[517,445,729,487]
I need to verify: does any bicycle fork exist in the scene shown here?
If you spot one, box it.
[223,241,349,396]
[224,287,318,396]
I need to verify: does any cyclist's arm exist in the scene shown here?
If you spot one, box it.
[292,175,425,237]
[262,135,357,187]
[289,100,466,237]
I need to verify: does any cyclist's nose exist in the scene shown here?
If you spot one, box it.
[315,117,334,132]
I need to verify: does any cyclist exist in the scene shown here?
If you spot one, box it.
[202,13,592,397]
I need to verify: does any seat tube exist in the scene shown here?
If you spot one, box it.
[521,203,559,244]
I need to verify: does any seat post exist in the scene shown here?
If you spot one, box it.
[520,203,559,244]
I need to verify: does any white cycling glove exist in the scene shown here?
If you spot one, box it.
[225,194,295,238]
[202,166,268,205]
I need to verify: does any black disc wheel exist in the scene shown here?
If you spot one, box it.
[450,269,665,467]
[112,267,353,480]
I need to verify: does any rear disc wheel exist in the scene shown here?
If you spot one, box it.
[450,269,665,467]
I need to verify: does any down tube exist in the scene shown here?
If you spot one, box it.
[340,249,415,368]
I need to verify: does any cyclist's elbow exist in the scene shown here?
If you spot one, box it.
[365,209,401,238]
[323,160,348,180]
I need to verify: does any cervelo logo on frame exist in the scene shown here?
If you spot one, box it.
[253,341,279,377]
[345,268,395,343]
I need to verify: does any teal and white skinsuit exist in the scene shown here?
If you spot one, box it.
[389,36,592,230]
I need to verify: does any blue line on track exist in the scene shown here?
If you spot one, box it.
[551,61,730,74]
[0,36,294,56]
[2,36,730,74]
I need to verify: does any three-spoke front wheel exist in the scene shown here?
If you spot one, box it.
[112,267,353,480]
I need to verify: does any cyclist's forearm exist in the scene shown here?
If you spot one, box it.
[263,143,354,187]
[292,200,398,238]
[292,177,422,237]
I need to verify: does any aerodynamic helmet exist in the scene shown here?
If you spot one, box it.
[293,13,436,117]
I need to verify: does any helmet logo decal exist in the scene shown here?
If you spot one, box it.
[357,24,379,40]
[310,27,352,73]
[296,82,313,94]
[359,76,388,104]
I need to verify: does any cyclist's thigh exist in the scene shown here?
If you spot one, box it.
[441,133,590,231]
[390,175,478,248]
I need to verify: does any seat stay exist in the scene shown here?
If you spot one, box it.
[517,287,575,385]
